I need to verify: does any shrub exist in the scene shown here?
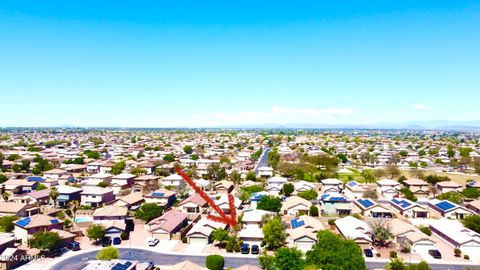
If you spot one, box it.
[233,242,241,252]
[464,254,470,260]
[96,246,119,260]
[327,219,336,226]
[419,226,432,236]
[309,205,319,217]
[351,213,363,220]
[376,253,381,257]
[206,254,224,270]
[454,248,461,257]
[390,250,397,258]
[120,232,129,240]
[182,237,188,243]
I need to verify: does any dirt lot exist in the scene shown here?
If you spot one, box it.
[401,170,480,185]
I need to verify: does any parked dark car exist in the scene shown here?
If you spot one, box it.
[428,249,442,259]
[251,245,259,254]
[101,237,112,247]
[363,249,373,257]
[241,243,250,254]
[45,248,65,258]
[125,218,135,233]
[66,241,81,251]
[113,237,121,245]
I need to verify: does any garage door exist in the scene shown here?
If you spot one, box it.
[295,241,314,252]
[153,232,170,240]
[189,236,208,245]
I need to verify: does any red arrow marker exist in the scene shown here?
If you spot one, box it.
[175,167,237,227]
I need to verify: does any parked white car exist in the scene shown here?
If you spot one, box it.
[148,238,159,247]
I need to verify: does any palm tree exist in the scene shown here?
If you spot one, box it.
[69,200,80,222]
[370,220,394,247]
[230,170,241,189]
[49,187,59,208]
[2,191,10,202]
[385,258,407,270]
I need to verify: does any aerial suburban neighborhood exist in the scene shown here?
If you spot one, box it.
[0,129,479,269]
[2,1,480,270]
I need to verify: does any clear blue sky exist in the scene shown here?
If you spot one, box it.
[0,1,479,127]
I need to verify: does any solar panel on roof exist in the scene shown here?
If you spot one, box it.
[27,176,45,182]
[400,200,411,208]
[291,218,305,229]
[436,201,455,211]
[347,181,358,187]
[123,262,132,268]
[152,192,164,197]
[392,198,401,204]
[50,219,59,224]
[16,217,31,227]
[358,199,374,208]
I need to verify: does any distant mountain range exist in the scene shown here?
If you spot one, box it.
[4,120,480,131]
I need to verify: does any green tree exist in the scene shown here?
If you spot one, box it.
[280,183,294,196]
[87,224,106,243]
[28,231,62,252]
[206,254,224,270]
[206,163,227,181]
[11,164,21,173]
[183,145,193,154]
[436,191,464,204]
[111,161,126,175]
[407,261,432,270]
[267,149,280,168]
[191,154,199,160]
[0,174,7,184]
[385,164,401,179]
[49,187,59,207]
[305,230,366,270]
[135,203,163,222]
[400,187,417,202]
[385,258,407,270]
[0,216,18,232]
[211,228,229,244]
[462,215,480,233]
[251,148,263,161]
[297,190,318,201]
[84,150,100,159]
[310,205,319,217]
[257,195,282,213]
[21,160,31,172]
[459,147,473,158]
[262,217,287,250]
[229,170,242,186]
[361,169,376,183]
[96,246,119,260]
[273,247,305,270]
[163,153,175,163]
[424,175,449,185]
[370,220,393,247]
[239,185,263,201]
[32,156,54,174]
[35,184,48,191]
[462,188,480,199]
[7,154,21,161]
[246,171,257,181]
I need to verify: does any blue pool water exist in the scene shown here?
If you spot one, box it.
[75,216,93,223]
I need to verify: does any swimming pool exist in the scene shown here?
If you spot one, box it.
[75,216,93,223]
